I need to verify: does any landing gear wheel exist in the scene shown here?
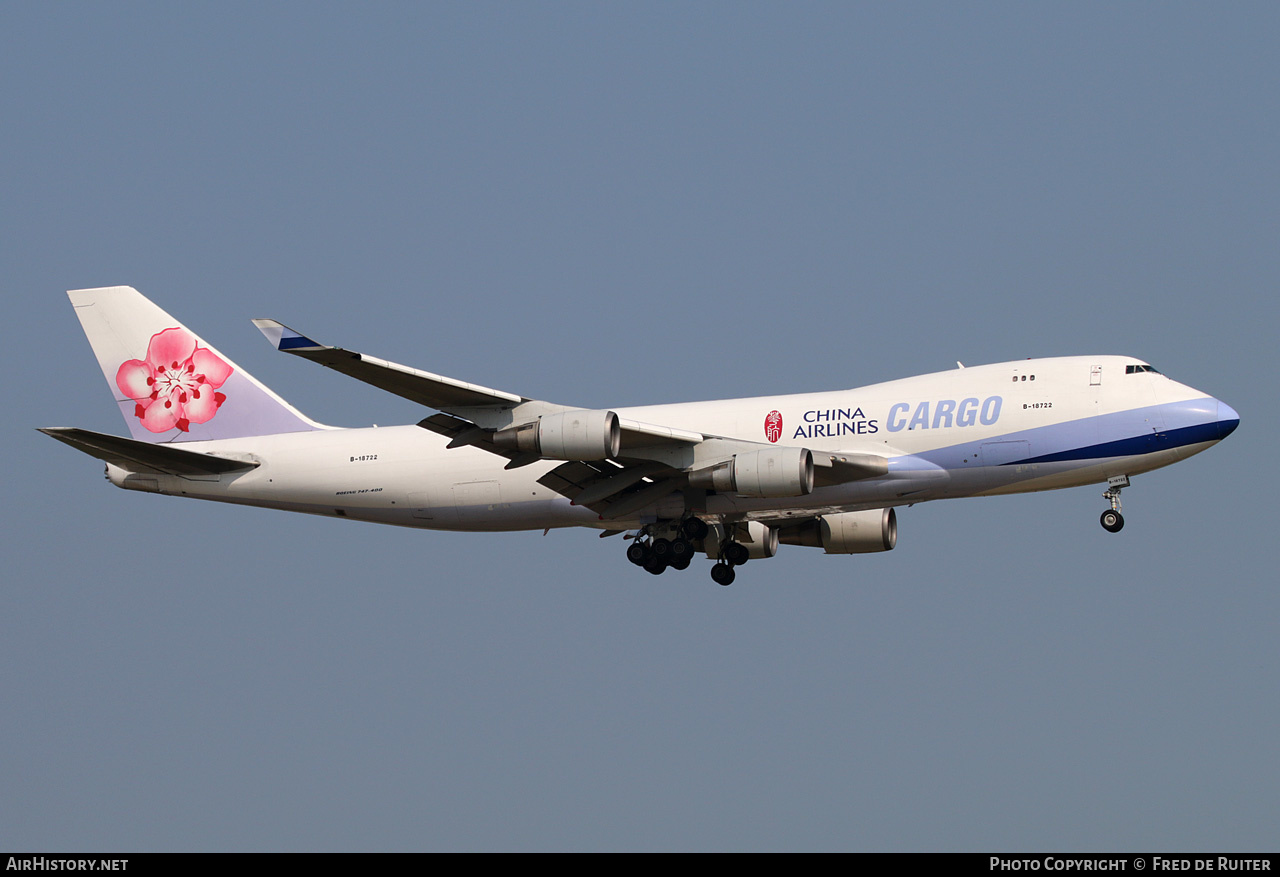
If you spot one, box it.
[651,538,673,561]
[669,538,692,561]
[669,554,691,571]
[710,563,736,586]
[1100,477,1128,534]
[723,541,749,567]
[682,517,709,541]
[644,557,668,575]
[626,542,651,566]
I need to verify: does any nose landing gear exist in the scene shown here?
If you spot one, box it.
[1100,475,1129,533]
[1100,509,1124,533]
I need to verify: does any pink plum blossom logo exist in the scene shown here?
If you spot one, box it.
[115,327,233,433]
[764,410,783,443]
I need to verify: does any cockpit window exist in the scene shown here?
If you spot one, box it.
[1125,364,1162,375]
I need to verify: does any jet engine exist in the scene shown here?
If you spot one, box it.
[739,520,779,559]
[493,409,621,460]
[779,508,897,553]
[700,520,779,560]
[688,447,814,497]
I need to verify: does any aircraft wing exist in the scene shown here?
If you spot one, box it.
[39,427,259,477]
[416,411,536,468]
[254,320,885,506]
[252,320,529,412]
[254,319,706,452]
[537,459,687,518]
[535,449,888,516]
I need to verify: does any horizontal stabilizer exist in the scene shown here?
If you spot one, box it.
[39,427,259,477]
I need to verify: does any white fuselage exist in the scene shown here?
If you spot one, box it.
[106,355,1237,532]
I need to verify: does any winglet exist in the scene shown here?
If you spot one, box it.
[252,319,325,352]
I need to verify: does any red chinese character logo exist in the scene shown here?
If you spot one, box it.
[764,410,783,443]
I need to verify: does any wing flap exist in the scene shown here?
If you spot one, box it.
[537,459,684,516]
[536,460,611,502]
[416,413,524,462]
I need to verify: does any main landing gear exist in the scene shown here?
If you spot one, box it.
[625,519,698,576]
[626,533,694,575]
[1100,475,1129,533]
[624,517,751,586]
[710,539,750,586]
[710,562,736,587]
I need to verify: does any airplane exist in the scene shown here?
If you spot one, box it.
[42,286,1240,585]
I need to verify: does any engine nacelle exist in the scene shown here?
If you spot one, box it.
[780,508,897,553]
[701,521,779,560]
[688,447,814,497]
[820,508,897,554]
[741,521,779,559]
[493,409,620,461]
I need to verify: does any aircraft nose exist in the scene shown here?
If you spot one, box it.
[1215,400,1240,440]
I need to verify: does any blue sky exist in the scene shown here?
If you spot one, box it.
[3,2,1277,851]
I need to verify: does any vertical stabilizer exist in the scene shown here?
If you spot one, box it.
[68,286,326,442]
